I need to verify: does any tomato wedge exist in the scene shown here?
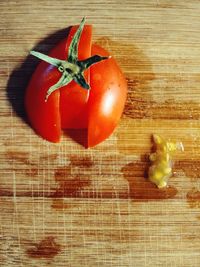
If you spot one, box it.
[25,18,127,147]
[60,25,92,129]
[88,44,127,147]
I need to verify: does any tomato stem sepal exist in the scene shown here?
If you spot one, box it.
[30,18,110,101]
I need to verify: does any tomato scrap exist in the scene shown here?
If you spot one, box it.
[25,18,127,147]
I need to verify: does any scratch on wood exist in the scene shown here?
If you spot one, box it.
[13,172,23,267]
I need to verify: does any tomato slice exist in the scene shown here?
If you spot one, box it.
[88,44,127,147]
[25,25,92,142]
[25,46,63,142]
[60,25,92,129]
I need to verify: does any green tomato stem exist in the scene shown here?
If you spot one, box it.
[30,18,109,100]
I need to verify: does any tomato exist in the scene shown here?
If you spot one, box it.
[25,19,127,147]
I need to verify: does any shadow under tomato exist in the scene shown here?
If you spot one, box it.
[6,26,71,127]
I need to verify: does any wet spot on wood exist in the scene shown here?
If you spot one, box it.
[70,155,94,168]
[25,168,39,176]
[39,154,58,162]
[26,237,61,259]
[174,160,200,181]
[97,36,200,121]
[122,161,178,200]
[53,167,91,198]
[116,39,200,121]
[187,188,200,208]
[125,81,200,120]
[51,199,78,209]
[52,163,91,209]
[0,188,13,197]
[5,151,39,178]
[6,151,30,165]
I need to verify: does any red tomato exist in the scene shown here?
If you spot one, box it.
[25,23,127,147]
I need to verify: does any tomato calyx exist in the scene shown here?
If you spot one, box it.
[30,17,110,101]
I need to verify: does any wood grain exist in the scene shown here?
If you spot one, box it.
[1,0,200,266]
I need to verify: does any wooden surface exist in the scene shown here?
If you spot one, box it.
[1,0,200,266]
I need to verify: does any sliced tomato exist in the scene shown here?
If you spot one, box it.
[25,25,92,142]
[88,44,127,147]
[26,23,127,147]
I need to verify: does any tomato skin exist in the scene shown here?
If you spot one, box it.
[88,44,127,147]
[25,25,92,142]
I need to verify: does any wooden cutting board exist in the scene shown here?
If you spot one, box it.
[1,1,200,266]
